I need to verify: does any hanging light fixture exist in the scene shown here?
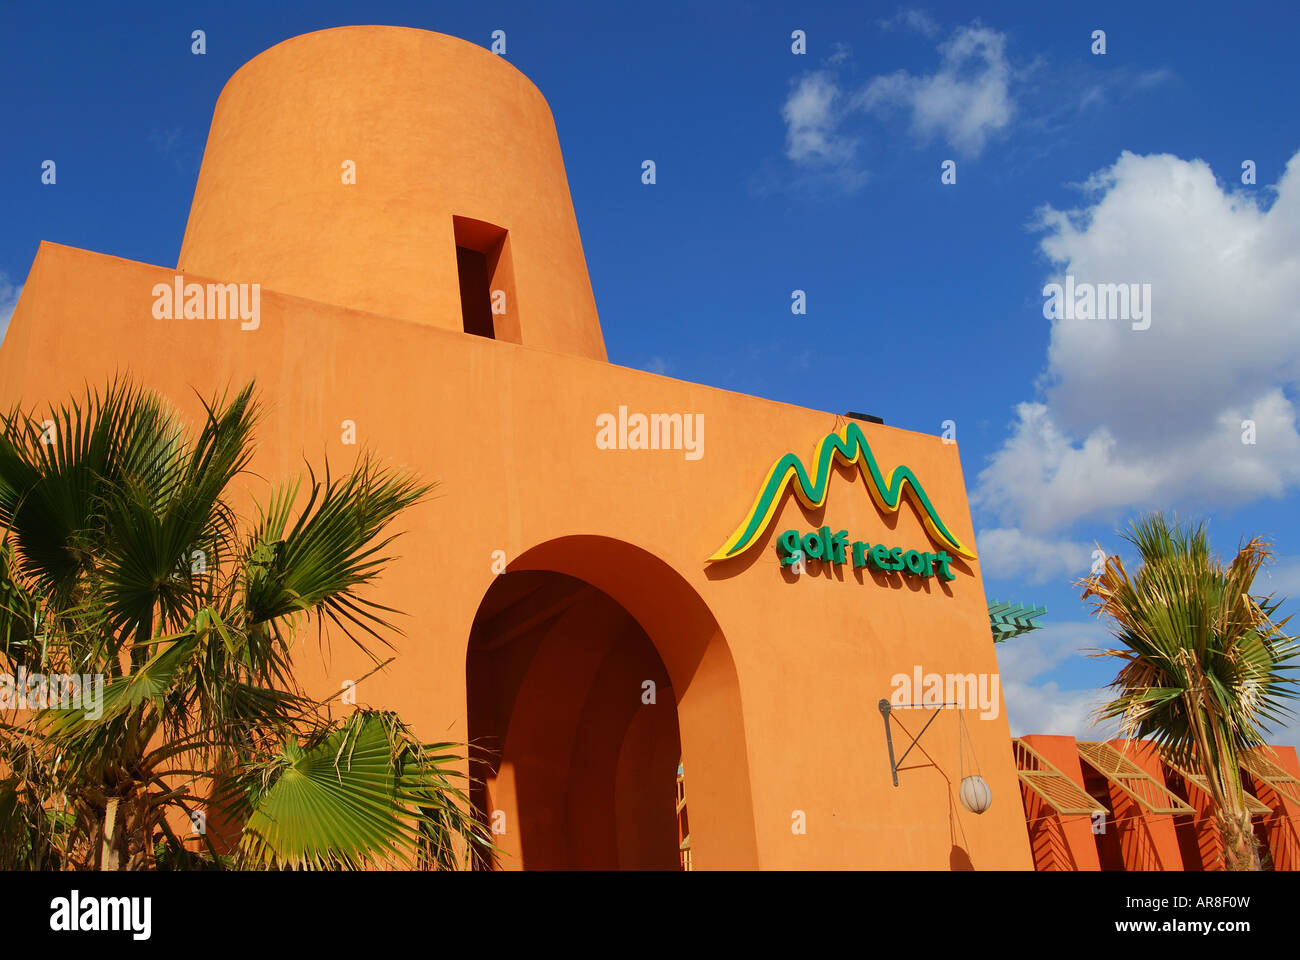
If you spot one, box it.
[879,698,994,814]
[959,775,992,814]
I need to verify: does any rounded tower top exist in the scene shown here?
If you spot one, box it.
[178,26,606,360]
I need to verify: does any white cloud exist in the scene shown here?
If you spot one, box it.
[645,355,672,376]
[996,620,1118,738]
[977,393,1300,533]
[779,20,1015,186]
[878,8,941,37]
[1077,67,1176,113]
[1268,720,1300,751]
[0,274,22,346]
[858,23,1014,157]
[1003,681,1115,739]
[975,149,1300,533]
[1255,555,1300,599]
[977,526,1092,584]
[777,71,869,192]
[996,621,1300,748]
[782,72,855,165]
[1135,68,1175,89]
[1252,556,1300,750]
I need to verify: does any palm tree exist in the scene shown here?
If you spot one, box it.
[0,378,494,869]
[1078,513,1299,871]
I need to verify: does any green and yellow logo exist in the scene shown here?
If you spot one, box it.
[707,421,976,563]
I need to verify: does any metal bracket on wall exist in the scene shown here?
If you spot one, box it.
[878,699,959,787]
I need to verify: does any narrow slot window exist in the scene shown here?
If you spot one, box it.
[457,245,495,338]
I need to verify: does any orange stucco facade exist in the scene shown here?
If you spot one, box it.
[3,26,1294,871]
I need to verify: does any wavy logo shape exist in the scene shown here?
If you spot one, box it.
[707,421,976,563]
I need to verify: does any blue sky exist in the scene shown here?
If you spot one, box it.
[3,1,1300,745]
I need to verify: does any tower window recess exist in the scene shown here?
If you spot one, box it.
[453,216,519,343]
[457,246,495,338]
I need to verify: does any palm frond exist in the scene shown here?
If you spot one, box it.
[232,711,493,870]
[243,455,431,658]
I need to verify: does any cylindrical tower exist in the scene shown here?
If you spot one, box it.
[178,26,606,360]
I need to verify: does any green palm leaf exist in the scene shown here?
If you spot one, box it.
[234,711,492,870]
[243,456,430,655]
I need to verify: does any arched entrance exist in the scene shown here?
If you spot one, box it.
[465,536,759,870]
[467,570,682,868]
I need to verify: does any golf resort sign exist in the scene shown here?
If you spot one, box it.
[775,527,960,580]
[706,421,976,579]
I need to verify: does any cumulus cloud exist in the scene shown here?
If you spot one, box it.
[782,72,856,165]
[998,619,1300,748]
[778,19,1016,187]
[996,620,1118,738]
[978,148,1300,747]
[878,8,941,37]
[975,149,1300,533]
[1003,681,1114,739]
[858,23,1014,157]
[977,526,1093,584]
[1255,554,1300,599]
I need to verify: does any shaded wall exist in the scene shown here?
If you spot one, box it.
[467,572,681,869]
[1246,745,1300,871]
[1018,735,1101,871]
[1100,740,1185,871]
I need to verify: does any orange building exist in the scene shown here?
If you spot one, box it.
[0,26,1295,871]
[1010,735,1300,871]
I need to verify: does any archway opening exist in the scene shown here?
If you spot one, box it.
[467,570,685,869]
[464,535,759,871]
